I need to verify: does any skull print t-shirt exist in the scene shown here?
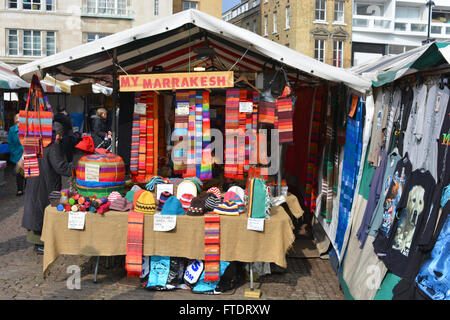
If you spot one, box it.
[383,170,436,279]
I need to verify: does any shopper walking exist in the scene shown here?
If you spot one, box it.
[8,113,25,196]
[54,105,75,162]
[91,107,111,148]
[21,121,74,255]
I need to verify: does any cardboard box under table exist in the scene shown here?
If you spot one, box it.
[41,202,297,276]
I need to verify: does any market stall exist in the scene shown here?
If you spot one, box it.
[15,9,372,295]
[326,41,450,300]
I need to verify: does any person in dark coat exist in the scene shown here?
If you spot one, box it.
[91,107,111,148]
[53,105,75,162]
[21,121,74,255]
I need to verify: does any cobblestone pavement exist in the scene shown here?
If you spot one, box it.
[0,164,344,300]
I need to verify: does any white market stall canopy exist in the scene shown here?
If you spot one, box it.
[16,9,371,93]
[0,61,29,90]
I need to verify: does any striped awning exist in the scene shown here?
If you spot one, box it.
[350,41,450,87]
[16,9,371,93]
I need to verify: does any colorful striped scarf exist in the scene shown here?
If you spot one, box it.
[126,210,144,277]
[184,91,197,177]
[225,89,240,179]
[200,91,212,180]
[174,91,190,174]
[204,213,220,282]
[130,112,140,174]
[276,97,294,144]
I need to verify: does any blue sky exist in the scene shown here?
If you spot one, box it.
[222,0,241,13]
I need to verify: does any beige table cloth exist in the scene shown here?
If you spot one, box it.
[41,195,300,275]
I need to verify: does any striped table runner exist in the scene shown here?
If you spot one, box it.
[204,213,220,282]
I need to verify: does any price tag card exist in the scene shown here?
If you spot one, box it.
[154,214,177,232]
[176,102,190,115]
[68,211,86,230]
[85,163,100,182]
[156,184,174,200]
[239,101,253,113]
[247,218,265,232]
[134,103,147,115]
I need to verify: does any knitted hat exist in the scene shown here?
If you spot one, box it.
[110,197,133,211]
[213,200,239,216]
[207,187,222,200]
[134,191,156,215]
[176,180,198,199]
[160,196,185,215]
[224,191,245,214]
[132,189,146,206]
[125,185,142,203]
[179,193,195,212]
[157,191,173,211]
[205,192,221,212]
[108,191,122,203]
[53,121,64,135]
[228,186,246,204]
[187,196,206,216]
[75,135,95,153]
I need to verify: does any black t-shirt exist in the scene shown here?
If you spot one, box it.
[373,155,413,256]
[437,98,450,184]
[383,170,436,279]
[391,87,414,155]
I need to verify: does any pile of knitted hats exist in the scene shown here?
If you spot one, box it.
[213,186,246,216]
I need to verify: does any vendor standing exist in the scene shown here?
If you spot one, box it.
[22,122,74,255]
[91,107,111,148]
[8,114,24,196]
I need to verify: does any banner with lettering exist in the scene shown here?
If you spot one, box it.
[120,71,234,92]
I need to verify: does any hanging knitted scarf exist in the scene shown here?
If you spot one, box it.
[200,91,212,180]
[195,91,203,177]
[276,96,294,144]
[145,94,155,175]
[130,112,140,174]
[174,90,190,174]
[225,89,240,179]
[125,210,144,277]
[204,213,220,282]
[184,91,197,177]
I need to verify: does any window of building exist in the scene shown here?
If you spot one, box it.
[246,22,250,30]
[8,0,18,9]
[46,0,54,11]
[273,11,277,33]
[286,6,290,29]
[87,0,126,15]
[315,0,326,21]
[314,39,325,62]
[8,30,18,56]
[334,1,344,22]
[264,15,268,36]
[46,31,55,56]
[23,30,42,56]
[87,33,108,43]
[154,0,159,15]
[395,6,421,20]
[23,0,41,10]
[253,19,257,33]
[333,40,344,67]
[183,1,198,11]
[432,9,450,23]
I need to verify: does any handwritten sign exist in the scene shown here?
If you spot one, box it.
[154,214,177,232]
[156,184,174,200]
[134,103,147,115]
[68,211,86,230]
[84,163,100,182]
[120,71,234,92]
[247,218,265,232]
[239,102,253,113]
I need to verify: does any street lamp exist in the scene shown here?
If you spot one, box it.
[424,0,435,44]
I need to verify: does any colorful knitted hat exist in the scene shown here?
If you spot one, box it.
[207,187,222,200]
[187,196,206,216]
[125,185,142,203]
[180,193,195,212]
[213,200,239,216]
[132,189,146,206]
[205,192,221,212]
[134,191,156,215]
[75,135,95,153]
[228,186,246,204]
[108,191,122,203]
[224,191,245,214]
[157,191,173,211]
[110,197,133,212]
[160,196,185,215]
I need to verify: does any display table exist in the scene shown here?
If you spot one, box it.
[41,195,302,275]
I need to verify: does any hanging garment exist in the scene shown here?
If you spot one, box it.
[204,213,220,282]
[200,91,212,180]
[173,91,190,174]
[335,95,364,253]
[125,210,144,277]
[224,89,241,179]
[367,87,386,166]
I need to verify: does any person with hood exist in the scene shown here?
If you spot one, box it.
[91,107,111,148]
[21,121,74,255]
[8,113,25,196]
[53,105,75,162]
